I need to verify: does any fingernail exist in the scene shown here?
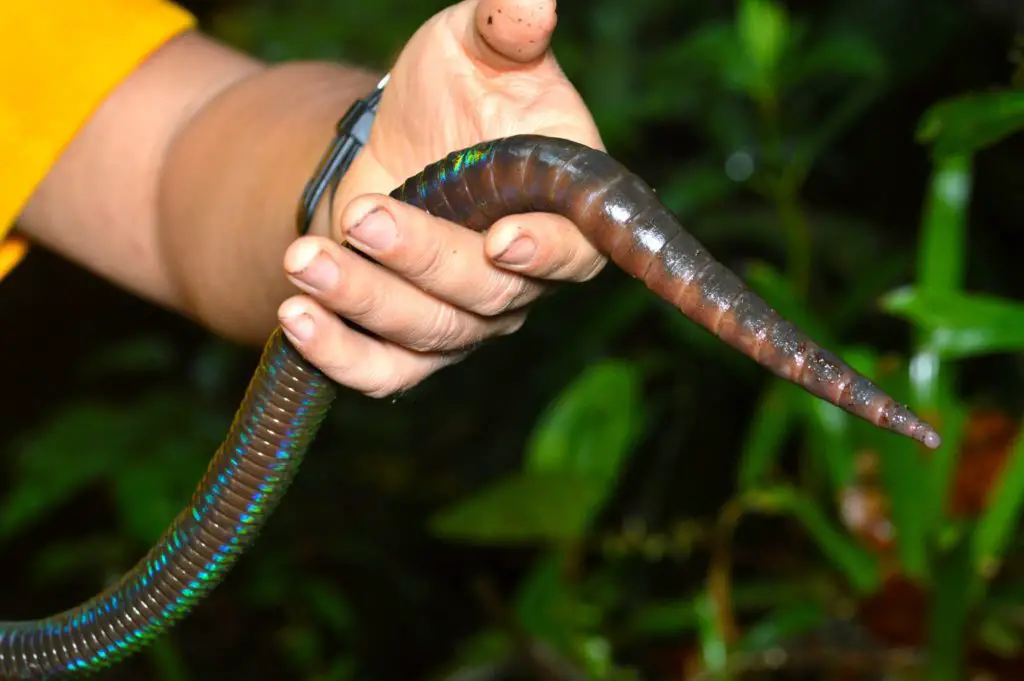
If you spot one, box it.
[494,236,536,266]
[287,241,338,291]
[347,207,397,252]
[281,313,315,342]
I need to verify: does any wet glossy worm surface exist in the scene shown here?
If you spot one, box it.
[0,135,939,679]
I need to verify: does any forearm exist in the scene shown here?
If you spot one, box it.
[18,30,379,345]
[159,58,379,344]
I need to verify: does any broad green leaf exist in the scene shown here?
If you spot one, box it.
[0,403,134,538]
[881,288,1024,358]
[429,472,607,544]
[112,437,210,546]
[918,89,1024,158]
[738,381,796,491]
[737,0,791,96]
[526,360,645,488]
[973,427,1024,578]
[747,486,880,593]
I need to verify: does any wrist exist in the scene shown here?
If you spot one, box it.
[160,61,380,344]
[302,74,390,243]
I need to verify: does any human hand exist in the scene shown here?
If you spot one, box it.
[278,0,606,397]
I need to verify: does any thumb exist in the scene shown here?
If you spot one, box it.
[462,0,557,69]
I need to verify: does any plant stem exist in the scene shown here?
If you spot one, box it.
[756,93,813,298]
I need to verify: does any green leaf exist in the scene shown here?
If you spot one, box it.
[112,437,209,546]
[906,153,970,424]
[513,553,581,652]
[429,471,608,544]
[737,0,791,96]
[875,436,931,580]
[918,155,971,295]
[301,579,356,639]
[787,32,886,84]
[973,427,1024,578]
[928,534,975,681]
[577,636,614,679]
[923,404,968,535]
[694,591,728,676]
[736,601,827,652]
[880,288,1024,358]
[917,89,1024,158]
[526,359,645,487]
[653,22,751,96]
[0,403,132,538]
[976,614,1023,658]
[79,336,177,378]
[30,537,129,587]
[747,486,881,593]
[147,637,191,681]
[629,580,828,638]
[738,381,796,491]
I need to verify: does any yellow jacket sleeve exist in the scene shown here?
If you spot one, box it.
[0,0,197,279]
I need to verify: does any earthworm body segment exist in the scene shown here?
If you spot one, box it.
[0,135,940,679]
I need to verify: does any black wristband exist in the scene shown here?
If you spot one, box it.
[296,72,389,237]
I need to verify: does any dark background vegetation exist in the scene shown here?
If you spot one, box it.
[2,0,1024,679]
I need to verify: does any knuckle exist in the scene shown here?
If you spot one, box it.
[476,276,530,316]
[575,254,608,282]
[416,305,470,353]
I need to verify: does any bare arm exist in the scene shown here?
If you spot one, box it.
[14,0,608,396]
[18,31,377,344]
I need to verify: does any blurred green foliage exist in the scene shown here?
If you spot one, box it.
[2,0,1024,680]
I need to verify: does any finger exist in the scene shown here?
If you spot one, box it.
[485,213,608,282]
[337,194,550,316]
[466,0,557,67]
[284,235,527,354]
[277,295,468,398]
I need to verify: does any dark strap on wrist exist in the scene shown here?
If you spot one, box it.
[296,73,389,236]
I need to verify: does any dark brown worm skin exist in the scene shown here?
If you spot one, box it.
[393,135,940,449]
[0,134,939,681]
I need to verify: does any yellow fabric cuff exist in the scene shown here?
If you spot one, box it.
[0,0,197,278]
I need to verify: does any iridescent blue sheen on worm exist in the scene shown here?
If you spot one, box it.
[0,331,335,678]
[0,134,940,680]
